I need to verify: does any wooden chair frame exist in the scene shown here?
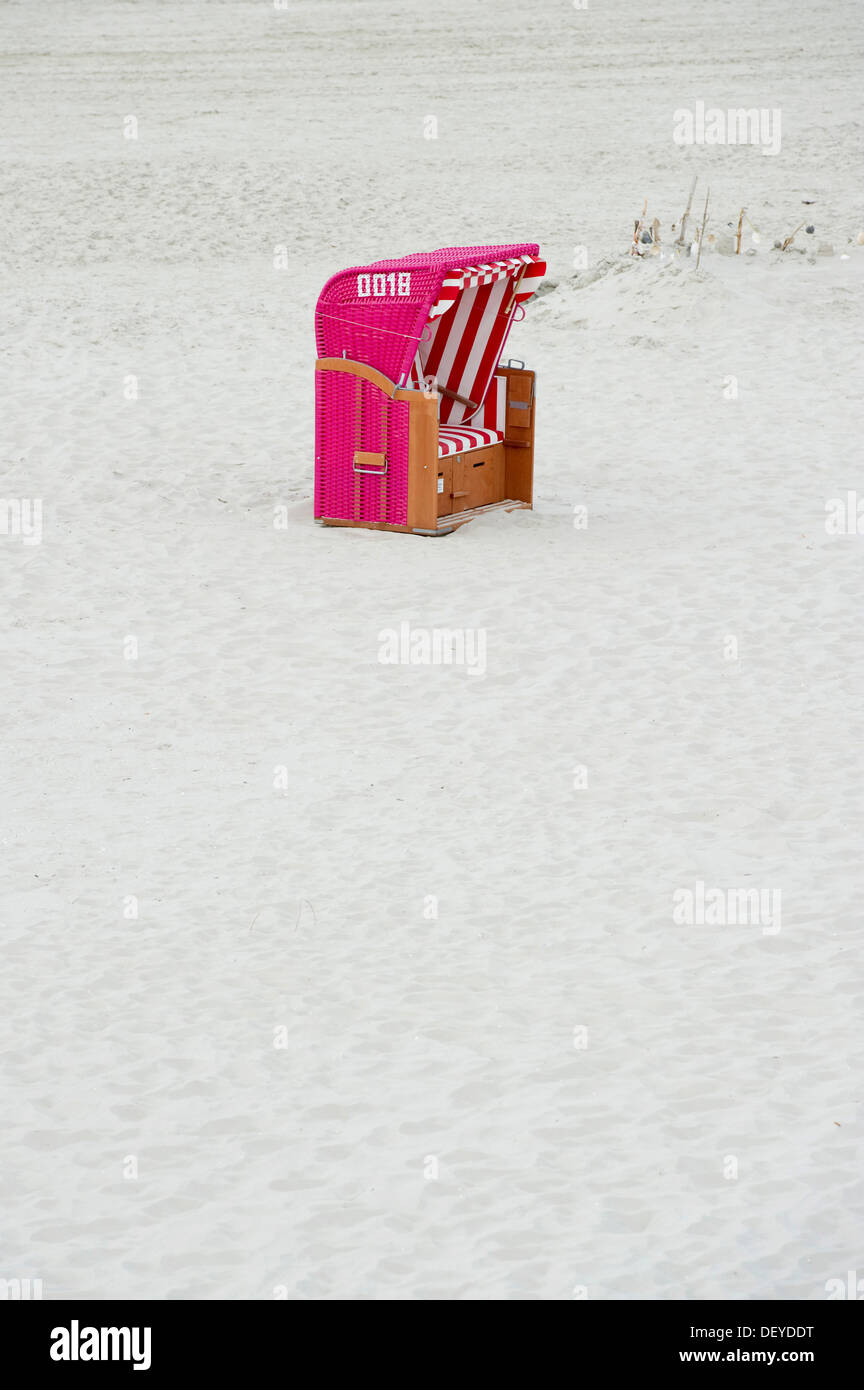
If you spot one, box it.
[314,358,536,536]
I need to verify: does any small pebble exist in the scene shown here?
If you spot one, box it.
[805,224,815,234]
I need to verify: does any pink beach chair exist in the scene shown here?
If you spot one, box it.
[315,244,545,535]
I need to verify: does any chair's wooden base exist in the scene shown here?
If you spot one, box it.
[316,498,531,536]
[315,518,414,533]
[433,498,531,535]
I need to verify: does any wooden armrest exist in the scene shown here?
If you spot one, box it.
[315,357,400,397]
[438,385,478,409]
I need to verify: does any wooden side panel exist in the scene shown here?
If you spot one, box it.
[405,390,438,532]
[505,373,533,445]
[498,366,536,506]
[437,458,453,518]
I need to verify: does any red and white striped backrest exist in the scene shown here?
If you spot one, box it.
[422,275,511,425]
[473,373,506,431]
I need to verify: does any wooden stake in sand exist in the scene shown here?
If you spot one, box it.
[675,175,698,251]
[695,187,710,271]
[631,198,648,256]
[736,208,745,255]
[781,220,806,251]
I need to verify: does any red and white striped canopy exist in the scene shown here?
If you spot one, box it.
[409,253,545,424]
[428,254,544,318]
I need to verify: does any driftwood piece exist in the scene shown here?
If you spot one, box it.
[781,221,806,251]
[736,208,745,254]
[675,176,698,249]
[695,188,710,271]
[630,198,648,256]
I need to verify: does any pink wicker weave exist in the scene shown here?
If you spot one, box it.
[315,244,542,529]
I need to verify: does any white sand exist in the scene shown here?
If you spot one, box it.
[1,0,862,1300]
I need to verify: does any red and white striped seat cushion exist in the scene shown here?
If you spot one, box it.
[438,426,503,458]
